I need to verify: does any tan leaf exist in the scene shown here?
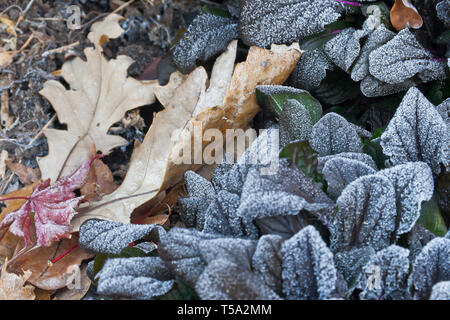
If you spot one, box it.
[0,259,35,300]
[5,161,41,185]
[37,14,158,182]
[53,264,90,300]
[223,43,302,129]
[71,41,301,228]
[7,234,93,290]
[0,150,7,179]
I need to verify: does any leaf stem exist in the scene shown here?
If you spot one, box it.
[0,196,31,202]
[51,244,79,264]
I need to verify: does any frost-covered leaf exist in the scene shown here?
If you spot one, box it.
[358,245,410,300]
[378,162,434,235]
[369,29,447,84]
[79,219,164,255]
[430,281,450,300]
[317,152,377,173]
[279,100,313,147]
[309,113,363,156]
[436,1,450,27]
[95,257,174,300]
[184,171,216,200]
[351,25,395,82]
[158,228,222,287]
[331,175,396,252]
[172,14,238,72]
[251,235,284,295]
[195,258,281,300]
[334,246,375,287]
[281,226,338,300]
[238,0,343,48]
[408,224,436,262]
[289,48,334,91]
[0,261,35,300]
[381,87,448,175]
[178,197,210,229]
[255,85,323,122]
[323,157,377,199]
[203,190,258,239]
[360,75,415,98]
[324,28,368,73]
[411,238,450,299]
[237,159,333,226]
[198,238,257,269]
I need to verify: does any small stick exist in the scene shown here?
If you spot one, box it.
[41,41,80,58]
[27,114,56,146]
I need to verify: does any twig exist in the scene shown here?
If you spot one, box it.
[27,114,56,146]
[41,41,80,58]
[22,0,36,16]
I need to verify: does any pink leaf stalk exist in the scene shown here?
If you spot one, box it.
[0,155,101,247]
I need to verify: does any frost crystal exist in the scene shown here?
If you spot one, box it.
[96,257,174,300]
[158,228,222,287]
[411,238,450,299]
[279,99,313,147]
[324,27,368,73]
[430,281,450,300]
[237,159,333,224]
[378,162,434,235]
[309,113,363,156]
[281,226,338,300]
[195,258,281,300]
[184,171,215,199]
[334,246,375,285]
[322,157,377,199]
[79,219,164,255]
[172,14,238,72]
[289,48,334,91]
[436,1,450,27]
[317,152,377,173]
[251,235,284,295]
[198,238,256,269]
[331,175,396,252]
[360,75,415,98]
[358,245,410,300]
[238,0,343,47]
[351,25,395,82]
[381,87,448,175]
[369,29,447,85]
[408,224,436,262]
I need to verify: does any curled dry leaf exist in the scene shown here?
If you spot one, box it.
[5,161,41,185]
[0,259,35,300]
[390,0,423,31]
[38,14,158,182]
[72,40,301,228]
[7,234,93,291]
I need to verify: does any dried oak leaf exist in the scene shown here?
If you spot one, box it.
[38,14,158,181]
[0,156,98,247]
[0,260,35,300]
[72,41,301,228]
[381,87,448,175]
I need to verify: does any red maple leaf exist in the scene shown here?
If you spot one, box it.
[0,155,101,247]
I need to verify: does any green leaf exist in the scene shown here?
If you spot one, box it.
[300,21,352,51]
[418,195,448,237]
[312,69,360,105]
[363,137,386,169]
[159,280,200,300]
[279,140,324,187]
[255,86,323,123]
[92,246,150,278]
[202,6,232,18]
[434,30,450,46]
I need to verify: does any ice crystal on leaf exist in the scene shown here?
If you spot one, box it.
[309,113,363,156]
[238,0,343,48]
[281,226,339,300]
[95,257,174,300]
[381,87,448,175]
[172,14,238,72]
[0,155,99,247]
[436,1,450,27]
[279,100,313,147]
[331,175,397,252]
[430,281,450,300]
[79,219,164,255]
[411,238,450,300]
[369,29,447,85]
[358,245,410,300]
[317,152,378,173]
